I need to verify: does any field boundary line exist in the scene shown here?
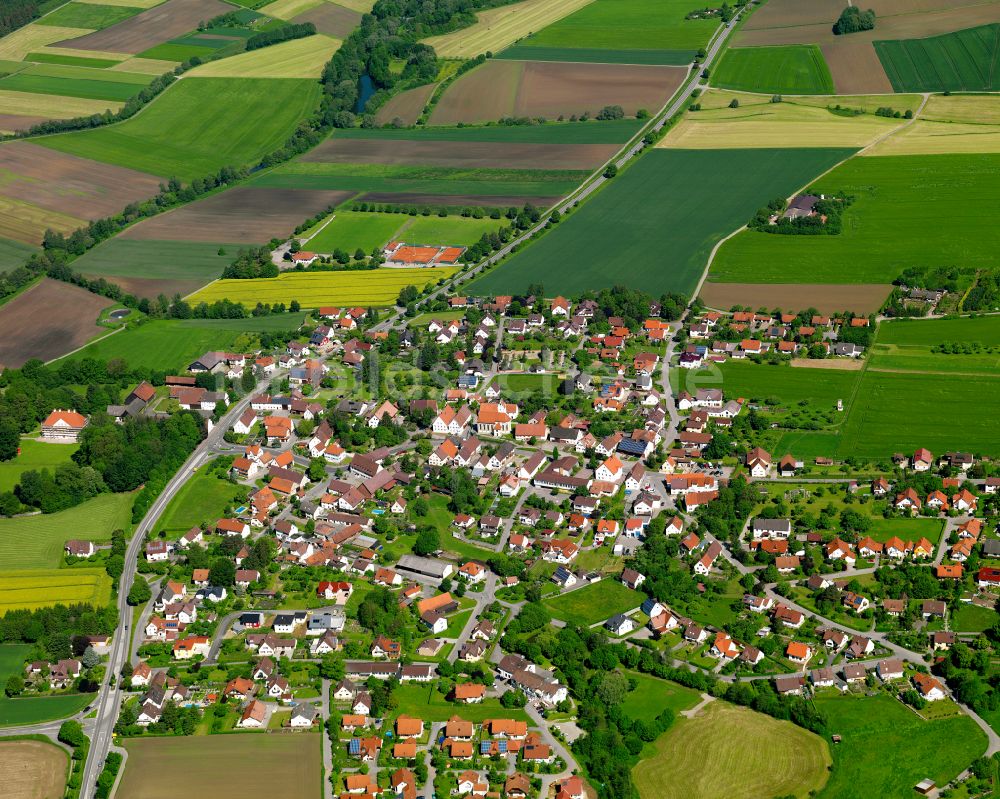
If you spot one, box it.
[46,323,124,364]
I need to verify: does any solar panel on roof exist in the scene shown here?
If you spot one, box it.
[348,738,360,754]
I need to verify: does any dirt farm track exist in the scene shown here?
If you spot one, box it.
[0,279,110,367]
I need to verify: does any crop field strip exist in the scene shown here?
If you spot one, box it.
[709,153,1000,285]
[0,26,96,60]
[374,83,437,126]
[875,23,1000,91]
[303,137,620,170]
[38,77,323,180]
[38,2,148,30]
[470,147,854,298]
[189,266,458,308]
[0,70,152,101]
[187,34,342,78]
[0,569,113,613]
[120,187,354,243]
[0,195,85,245]
[251,160,586,200]
[73,239,245,297]
[496,0,719,65]
[333,118,643,143]
[699,282,892,315]
[0,740,68,799]
[303,211,502,253]
[712,45,835,94]
[118,734,322,799]
[428,59,686,125]
[58,314,307,372]
[54,0,232,53]
[289,3,359,37]
[0,140,162,242]
[660,90,913,149]
[0,278,110,366]
[0,88,122,121]
[422,0,595,59]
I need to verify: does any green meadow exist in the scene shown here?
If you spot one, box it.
[59,314,306,372]
[814,694,985,799]
[472,147,854,297]
[0,491,134,571]
[37,2,144,29]
[876,24,1000,92]
[713,45,835,95]
[72,239,244,284]
[39,78,322,180]
[0,439,79,493]
[501,0,718,63]
[253,162,585,199]
[710,154,1000,284]
[157,462,243,538]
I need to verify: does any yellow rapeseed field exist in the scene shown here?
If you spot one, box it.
[0,568,112,614]
[190,266,458,307]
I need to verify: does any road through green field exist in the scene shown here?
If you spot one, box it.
[471,147,854,297]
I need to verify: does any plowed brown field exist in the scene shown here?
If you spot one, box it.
[292,2,360,36]
[56,0,231,53]
[0,140,162,218]
[120,187,354,243]
[429,60,685,125]
[0,278,110,367]
[374,84,436,125]
[303,138,617,169]
[822,41,893,93]
[699,281,892,314]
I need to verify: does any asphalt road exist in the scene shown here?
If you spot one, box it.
[77,378,273,799]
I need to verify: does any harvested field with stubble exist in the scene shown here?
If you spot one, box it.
[0,196,82,243]
[659,91,900,149]
[0,739,68,799]
[188,34,341,78]
[0,26,94,60]
[822,40,893,93]
[422,0,594,59]
[0,140,161,221]
[190,266,457,307]
[633,702,831,799]
[429,59,685,124]
[0,279,109,366]
[0,88,120,119]
[699,282,892,314]
[121,187,353,243]
[56,0,232,53]
[304,137,618,170]
[870,93,1000,153]
[118,735,321,799]
[374,84,436,125]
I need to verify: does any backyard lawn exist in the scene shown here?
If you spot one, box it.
[814,693,986,799]
[391,683,529,723]
[0,439,78,493]
[542,580,643,626]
